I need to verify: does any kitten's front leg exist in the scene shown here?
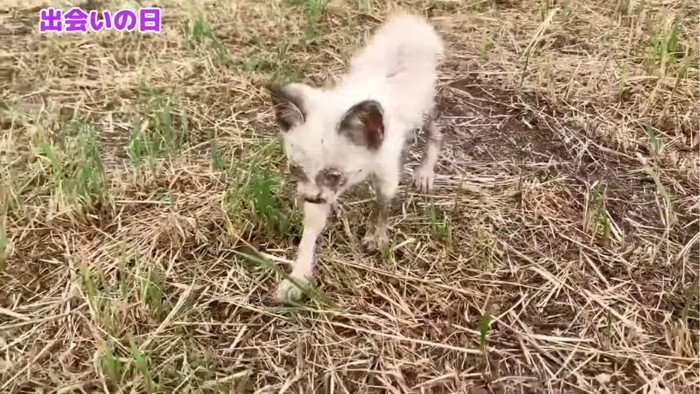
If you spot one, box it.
[275,201,330,304]
[414,114,443,193]
[362,167,400,252]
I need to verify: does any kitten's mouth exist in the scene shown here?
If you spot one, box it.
[303,196,326,204]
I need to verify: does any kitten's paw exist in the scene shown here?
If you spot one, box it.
[275,276,311,304]
[362,231,389,252]
[413,165,435,193]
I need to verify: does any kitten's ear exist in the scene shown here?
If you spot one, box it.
[338,100,385,150]
[267,83,315,132]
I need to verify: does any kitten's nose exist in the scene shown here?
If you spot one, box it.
[304,194,326,204]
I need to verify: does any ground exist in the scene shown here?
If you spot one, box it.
[0,0,698,393]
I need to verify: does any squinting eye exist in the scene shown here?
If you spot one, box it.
[324,171,342,185]
[289,164,307,180]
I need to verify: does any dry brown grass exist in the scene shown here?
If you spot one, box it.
[1,0,698,392]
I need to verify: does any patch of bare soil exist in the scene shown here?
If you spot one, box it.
[441,77,573,165]
[437,75,665,230]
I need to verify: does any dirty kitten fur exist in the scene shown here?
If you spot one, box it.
[267,13,445,303]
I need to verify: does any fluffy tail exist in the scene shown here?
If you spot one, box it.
[350,12,445,79]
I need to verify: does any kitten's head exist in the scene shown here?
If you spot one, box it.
[267,82,386,205]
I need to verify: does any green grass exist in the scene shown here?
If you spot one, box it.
[479,312,492,366]
[239,54,304,86]
[34,119,106,213]
[644,126,660,156]
[129,343,157,394]
[80,252,173,336]
[297,0,329,43]
[139,266,169,320]
[224,166,302,239]
[223,139,302,240]
[79,263,125,335]
[561,0,573,22]
[184,14,232,63]
[424,202,454,248]
[646,16,684,76]
[130,86,189,174]
[619,60,629,97]
[478,31,492,61]
[231,246,336,307]
[681,279,699,326]
[99,339,124,387]
[78,248,176,391]
[209,129,224,171]
[583,181,611,244]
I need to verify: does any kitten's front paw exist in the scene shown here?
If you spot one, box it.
[275,275,311,304]
[413,165,435,193]
[362,231,389,252]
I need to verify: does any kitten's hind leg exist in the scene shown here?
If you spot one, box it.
[413,110,443,193]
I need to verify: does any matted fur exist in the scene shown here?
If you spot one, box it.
[268,12,445,303]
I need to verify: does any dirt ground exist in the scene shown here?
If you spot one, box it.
[1,0,698,393]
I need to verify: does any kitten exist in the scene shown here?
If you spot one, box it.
[267,12,445,303]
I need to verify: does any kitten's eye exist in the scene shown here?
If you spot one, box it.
[322,170,342,186]
[314,167,344,188]
[289,164,307,180]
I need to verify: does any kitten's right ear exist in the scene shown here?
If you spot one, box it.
[337,100,385,150]
[267,83,314,132]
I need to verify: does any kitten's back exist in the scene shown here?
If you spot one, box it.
[345,13,445,126]
[349,13,444,86]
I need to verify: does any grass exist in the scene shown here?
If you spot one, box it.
[0,195,6,279]
[0,0,698,392]
[184,14,232,63]
[478,312,492,369]
[425,201,453,247]
[583,181,611,243]
[34,118,107,215]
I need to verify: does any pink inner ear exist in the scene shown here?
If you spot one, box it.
[362,109,384,150]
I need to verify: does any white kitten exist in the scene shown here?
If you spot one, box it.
[267,12,445,303]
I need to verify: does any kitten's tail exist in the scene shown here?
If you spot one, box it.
[350,12,445,79]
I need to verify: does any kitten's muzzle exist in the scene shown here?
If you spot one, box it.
[303,194,326,204]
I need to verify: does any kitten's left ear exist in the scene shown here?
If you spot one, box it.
[338,100,385,150]
[267,83,317,132]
